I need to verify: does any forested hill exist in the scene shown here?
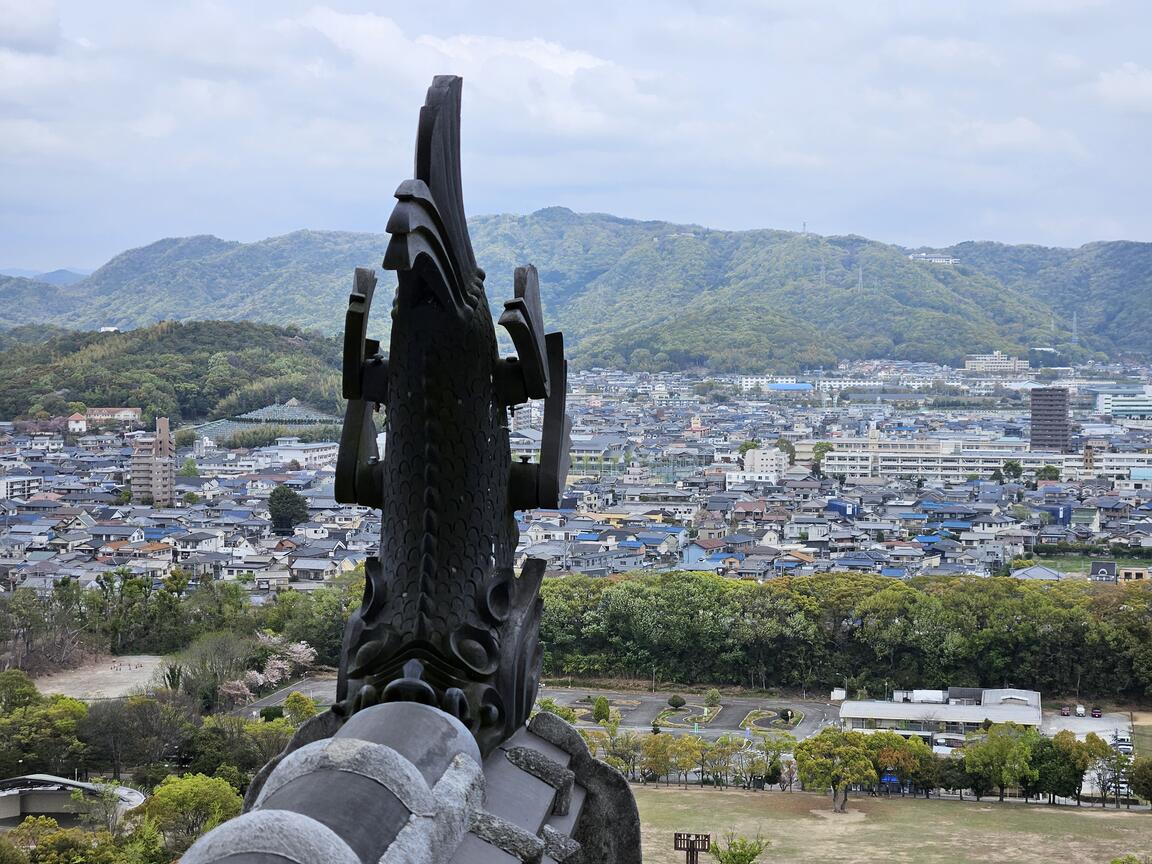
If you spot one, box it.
[4,210,1150,371]
[0,321,341,423]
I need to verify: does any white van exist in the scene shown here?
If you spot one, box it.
[1075,704,1086,717]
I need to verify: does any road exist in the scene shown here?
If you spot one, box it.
[240,675,340,717]
[242,676,838,741]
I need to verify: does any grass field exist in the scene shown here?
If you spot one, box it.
[635,786,1152,864]
[1132,720,1152,756]
[1035,555,1148,574]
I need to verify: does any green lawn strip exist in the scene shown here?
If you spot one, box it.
[740,708,803,731]
[739,709,778,729]
[1034,555,1148,573]
[772,708,803,729]
[656,704,719,729]
[1132,724,1152,756]
[634,785,1151,864]
[566,696,642,724]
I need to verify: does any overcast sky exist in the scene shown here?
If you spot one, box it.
[2,0,1151,270]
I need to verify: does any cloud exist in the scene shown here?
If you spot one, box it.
[1,0,1151,266]
[1095,62,1152,111]
[0,0,59,52]
[882,35,1001,70]
[946,116,1085,157]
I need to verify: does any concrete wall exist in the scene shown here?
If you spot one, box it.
[0,789,80,818]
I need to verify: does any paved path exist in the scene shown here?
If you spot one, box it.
[242,677,838,741]
[540,687,837,741]
[240,676,339,716]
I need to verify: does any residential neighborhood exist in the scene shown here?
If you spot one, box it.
[4,358,1152,598]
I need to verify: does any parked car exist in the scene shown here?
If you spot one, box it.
[1060,705,1071,716]
[1091,706,1103,718]
[1075,704,1086,717]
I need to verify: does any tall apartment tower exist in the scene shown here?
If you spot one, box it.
[130,416,175,506]
[1029,387,1071,452]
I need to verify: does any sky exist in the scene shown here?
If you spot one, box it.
[2,0,1151,270]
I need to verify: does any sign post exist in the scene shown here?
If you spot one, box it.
[674,832,711,864]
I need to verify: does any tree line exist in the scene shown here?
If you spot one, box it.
[540,570,1152,699]
[0,667,324,860]
[556,703,1151,816]
[11,567,1152,701]
[0,567,360,676]
[0,320,341,423]
[794,723,1150,813]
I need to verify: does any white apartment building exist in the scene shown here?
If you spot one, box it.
[722,448,789,489]
[743,446,788,475]
[734,375,798,392]
[816,434,1152,482]
[1097,388,1152,420]
[963,351,1030,374]
[1085,451,1152,481]
[0,475,42,500]
[908,252,960,265]
[814,378,886,392]
[259,437,340,469]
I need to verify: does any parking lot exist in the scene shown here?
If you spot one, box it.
[1039,707,1131,743]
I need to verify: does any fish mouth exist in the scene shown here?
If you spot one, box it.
[385,179,479,321]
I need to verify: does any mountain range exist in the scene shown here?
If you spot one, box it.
[2,208,1148,372]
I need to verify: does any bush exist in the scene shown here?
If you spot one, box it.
[259,706,284,722]
[592,695,611,723]
[534,697,579,724]
[132,763,175,792]
[709,832,769,864]
[0,836,28,864]
[668,694,686,710]
[705,688,721,707]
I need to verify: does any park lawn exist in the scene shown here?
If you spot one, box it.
[1035,555,1148,574]
[1132,722,1152,756]
[635,785,1152,864]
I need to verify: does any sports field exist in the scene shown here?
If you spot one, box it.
[635,786,1152,864]
[32,654,163,700]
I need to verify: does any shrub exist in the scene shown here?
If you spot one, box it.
[592,695,611,723]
